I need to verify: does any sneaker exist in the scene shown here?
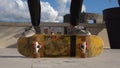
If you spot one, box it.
[22,26,35,37]
[67,25,91,36]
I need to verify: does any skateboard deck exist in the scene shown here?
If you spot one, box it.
[17,34,104,58]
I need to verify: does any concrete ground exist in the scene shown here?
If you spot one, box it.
[0,48,120,68]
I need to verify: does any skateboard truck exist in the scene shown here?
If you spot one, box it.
[80,42,88,58]
[31,36,43,58]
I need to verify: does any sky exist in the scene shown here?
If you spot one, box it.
[0,0,118,23]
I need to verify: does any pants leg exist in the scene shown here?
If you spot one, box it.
[27,0,41,34]
[70,0,83,26]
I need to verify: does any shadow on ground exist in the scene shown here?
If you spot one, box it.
[0,56,25,58]
[7,44,17,48]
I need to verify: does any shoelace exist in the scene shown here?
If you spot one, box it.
[74,25,85,30]
[74,25,91,35]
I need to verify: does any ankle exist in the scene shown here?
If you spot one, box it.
[34,26,41,34]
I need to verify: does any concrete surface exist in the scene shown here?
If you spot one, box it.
[0,48,120,68]
[0,26,35,48]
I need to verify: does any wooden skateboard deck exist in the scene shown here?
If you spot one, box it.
[17,34,104,58]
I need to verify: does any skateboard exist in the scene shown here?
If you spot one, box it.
[17,34,104,58]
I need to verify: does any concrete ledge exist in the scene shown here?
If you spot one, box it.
[0,22,105,28]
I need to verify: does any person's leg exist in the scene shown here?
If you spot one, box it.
[70,0,83,26]
[27,0,41,34]
[68,0,91,35]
